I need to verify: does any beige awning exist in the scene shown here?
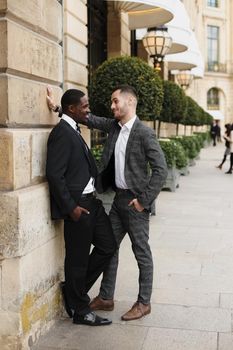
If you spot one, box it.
[136,1,192,55]
[106,0,175,29]
[164,31,202,70]
[207,110,224,120]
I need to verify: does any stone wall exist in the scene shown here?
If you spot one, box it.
[0,1,89,349]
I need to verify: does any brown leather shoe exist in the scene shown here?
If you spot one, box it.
[121,302,151,321]
[89,296,114,311]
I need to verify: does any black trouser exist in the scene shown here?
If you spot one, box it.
[227,153,233,172]
[64,196,116,315]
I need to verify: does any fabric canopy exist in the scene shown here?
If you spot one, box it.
[106,0,175,29]
[207,110,224,120]
[136,1,192,54]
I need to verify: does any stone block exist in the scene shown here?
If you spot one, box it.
[64,36,87,66]
[6,0,62,41]
[64,0,87,23]
[0,1,7,11]
[1,75,61,127]
[5,20,62,82]
[0,335,21,350]
[0,183,63,258]
[64,13,87,45]
[0,311,20,336]
[1,236,63,310]
[0,283,62,349]
[0,130,13,190]
[0,129,52,190]
[64,60,88,87]
[63,82,87,93]
[0,77,8,123]
[0,21,7,67]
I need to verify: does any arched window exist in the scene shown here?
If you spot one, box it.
[207,88,219,109]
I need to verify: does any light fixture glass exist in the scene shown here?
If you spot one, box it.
[142,27,173,67]
[175,70,193,89]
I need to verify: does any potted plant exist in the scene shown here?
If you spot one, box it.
[159,139,188,191]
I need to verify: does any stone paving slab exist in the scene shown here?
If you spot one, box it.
[142,328,218,350]
[34,319,149,350]
[218,333,233,350]
[152,289,220,308]
[99,301,231,333]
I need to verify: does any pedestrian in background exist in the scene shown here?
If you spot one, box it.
[216,123,231,170]
[225,123,233,174]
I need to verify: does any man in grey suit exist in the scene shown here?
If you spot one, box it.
[47,85,167,321]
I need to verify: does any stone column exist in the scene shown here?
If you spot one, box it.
[63,0,90,145]
[107,3,131,58]
[0,1,64,349]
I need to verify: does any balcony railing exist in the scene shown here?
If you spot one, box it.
[207,104,219,110]
[206,62,227,73]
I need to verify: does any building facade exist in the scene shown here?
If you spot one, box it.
[183,0,233,125]
[0,1,232,349]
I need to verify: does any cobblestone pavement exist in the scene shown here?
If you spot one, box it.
[33,144,233,350]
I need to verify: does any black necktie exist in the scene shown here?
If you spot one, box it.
[76,123,81,133]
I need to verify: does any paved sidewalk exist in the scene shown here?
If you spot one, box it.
[34,144,233,350]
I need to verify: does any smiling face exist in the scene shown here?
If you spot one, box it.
[68,95,90,123]
[111,89,137,124]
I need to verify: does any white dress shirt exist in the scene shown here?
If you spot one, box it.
[61,114,95,194]
[115,116,137,189]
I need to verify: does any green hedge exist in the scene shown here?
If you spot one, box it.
[159,139,188,169]
[91,144,104,165]
[170,136,199,160]
[89,56,164,121]
[159,80,187,124]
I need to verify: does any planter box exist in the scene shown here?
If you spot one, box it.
[189,158,196,166]
[162,167,180,192]
[179,166,190,176]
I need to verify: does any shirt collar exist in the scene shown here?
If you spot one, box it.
[119,115,137,131]
[61,114,77,130]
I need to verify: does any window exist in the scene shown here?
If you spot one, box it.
[87,0,107,82]
[207,0,219,7]
[207,88,219,109]
[87,0,108,147]
[207,25,219,71]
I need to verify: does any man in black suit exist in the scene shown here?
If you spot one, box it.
[46,89,116,326]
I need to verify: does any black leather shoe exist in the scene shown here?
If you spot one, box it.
[73,311,112,326]
[225,170,232,174]
[60,282,74,318]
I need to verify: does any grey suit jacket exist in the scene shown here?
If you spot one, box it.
[87,114,168,210]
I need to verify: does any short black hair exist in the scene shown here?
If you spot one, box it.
[61,89,85,112]
[112,84,138,100]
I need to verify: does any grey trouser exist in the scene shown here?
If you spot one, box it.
[99,190,153,304]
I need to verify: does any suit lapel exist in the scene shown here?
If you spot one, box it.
[61,119,97,176]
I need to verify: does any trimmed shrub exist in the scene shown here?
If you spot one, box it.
[171,136,198,160]
[89,56,164,120]
[160,80,187,125]
[91,144,104,165]
[159,139,188,169]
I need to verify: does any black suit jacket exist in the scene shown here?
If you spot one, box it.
[46,119,94,220]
